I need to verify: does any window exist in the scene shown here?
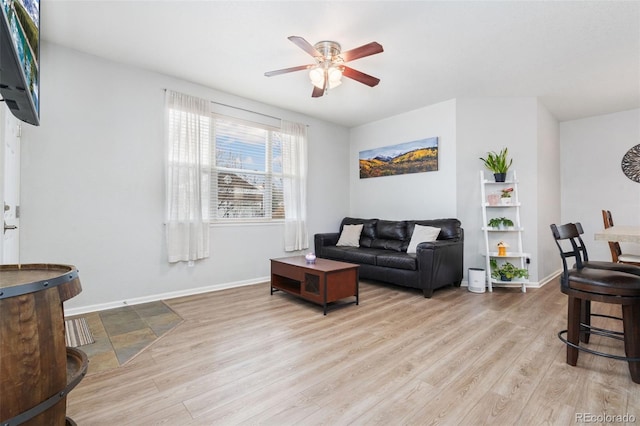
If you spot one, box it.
[166,92,308,249]
[211,116,285,221]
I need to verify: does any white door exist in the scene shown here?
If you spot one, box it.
[1,106,21,264]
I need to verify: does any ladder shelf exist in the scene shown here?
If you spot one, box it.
[480,170,529,293]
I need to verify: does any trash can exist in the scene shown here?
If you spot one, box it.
[468,268,486,293]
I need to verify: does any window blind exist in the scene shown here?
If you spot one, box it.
[212,116,285,220]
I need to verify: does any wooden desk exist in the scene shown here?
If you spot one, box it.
[594,226,640,244]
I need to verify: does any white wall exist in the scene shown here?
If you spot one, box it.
[456,98,540,283]
[20,42,350,312]
[348,99,457,220]
[536,101,561,281]
[348,97,559,286]
[560,109,640,262]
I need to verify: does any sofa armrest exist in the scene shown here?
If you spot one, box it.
[416,238,464,295]
[314,233,340,257]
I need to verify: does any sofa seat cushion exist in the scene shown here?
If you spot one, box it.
[376,252,417,271]
[322,246,379,265]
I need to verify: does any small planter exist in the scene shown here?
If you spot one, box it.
[501,197,512,205]
[490,260,528,282]
[488,217,514,230]
[487,194,500,206]
[494,173,506,182]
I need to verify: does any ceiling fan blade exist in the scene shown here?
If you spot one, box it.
[288,36,322,58]
[311,69,328,98]
[342,66,380,87]
[340,42,383,63]
[264,64,314,77]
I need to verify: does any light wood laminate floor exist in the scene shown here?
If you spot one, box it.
[66,278,639,425]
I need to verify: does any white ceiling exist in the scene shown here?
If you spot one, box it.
[42,1,640,128]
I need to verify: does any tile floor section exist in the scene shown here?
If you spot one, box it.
[67,302,183,375]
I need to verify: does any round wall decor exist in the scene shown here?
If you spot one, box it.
[621,144,640,183]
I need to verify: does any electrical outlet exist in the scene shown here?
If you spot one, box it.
[526,257,531,264]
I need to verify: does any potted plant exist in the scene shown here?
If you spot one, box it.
[487,217,514,229]
[500,187,514,205]
[490,259,529,282]
[479,148,513,182]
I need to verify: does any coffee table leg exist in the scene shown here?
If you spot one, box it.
[324,274,328,315]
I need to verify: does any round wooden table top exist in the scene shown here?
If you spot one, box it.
[0,263,81,301]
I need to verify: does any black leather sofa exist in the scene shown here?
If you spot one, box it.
[314,217,464,298]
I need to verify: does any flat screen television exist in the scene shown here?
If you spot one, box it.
[0,0,39,126]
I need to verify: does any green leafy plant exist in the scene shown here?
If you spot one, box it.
[487,217,514,228]
[479,148,513,174]
[490,259,529,281]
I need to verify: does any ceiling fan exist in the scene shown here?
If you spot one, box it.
[264,36,384,98]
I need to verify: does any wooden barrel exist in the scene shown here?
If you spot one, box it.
[0,264,82,425]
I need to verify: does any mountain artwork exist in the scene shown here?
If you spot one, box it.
[359,137,438,179]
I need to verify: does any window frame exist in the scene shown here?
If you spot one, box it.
[210,114,285,224]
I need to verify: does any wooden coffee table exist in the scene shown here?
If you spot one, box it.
[270,256,359,315]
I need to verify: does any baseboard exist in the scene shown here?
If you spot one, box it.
[537,269,562,287]
[67,270,564,316]
[64,276,270,317]
[460,269,561,290]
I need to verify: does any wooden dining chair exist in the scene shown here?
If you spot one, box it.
[602,210,640,266]
[550,222,640,384]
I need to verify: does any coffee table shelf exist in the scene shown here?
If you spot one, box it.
[271,275,302,295]
[270,256,359,315]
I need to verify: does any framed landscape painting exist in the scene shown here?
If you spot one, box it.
[359,137,439,179]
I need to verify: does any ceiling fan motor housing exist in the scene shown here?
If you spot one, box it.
[314,41,342,64]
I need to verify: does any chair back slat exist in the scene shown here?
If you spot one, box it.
[550,223,589,286]
[602,209,622,261]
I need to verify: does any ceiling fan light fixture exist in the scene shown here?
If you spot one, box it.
[309,66,343,89]
[328,66,343,86]
[309,67,324,88]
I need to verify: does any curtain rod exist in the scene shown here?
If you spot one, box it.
[164,89,309,126]
[210,100,282,123]
[163,88,282,122]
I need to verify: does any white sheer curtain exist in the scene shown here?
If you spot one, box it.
[281,120,309,251]
[165,90,211,263]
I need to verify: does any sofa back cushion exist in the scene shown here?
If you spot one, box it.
[407,219,462,241]
[336,224,363,247]
[340,217,378,247]
[337,218,462,252]
[370,220,408,252]
[375,220,407,240]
